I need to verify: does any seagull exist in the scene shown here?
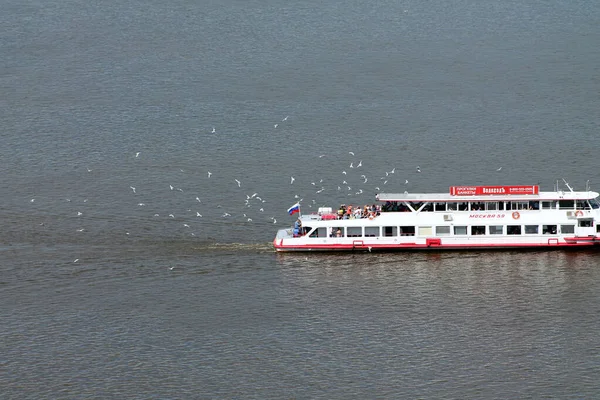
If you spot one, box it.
[196,212,202,217]
[169,185,174,191]
[405,179,409,184]
[290,176,295,184]
[282,116,288,121]
[496,167,502,171]
[375,187,380,191]
[183,224,190,228]
[138,203,145,206]
[30,199,35,203]
[169,214,175,218]
[342,171,347,175]
[135,152,140,158]
[76,228,84,232]
[235,179,241,187]
[87,168,92,172]
[368,246,372,252]
[247,218,253,222]
[259,208,264,212]
[273,218,277,223]
[169,266,175,270]
[349,151,355,156]
[274,123,278,128]
[211,127,216,133]
[222,212,231,217]
[357,160,362,167]
[77,211,82,216]
[390,168,395,174]
[196,197,201,202]
[416,166,421,173]
[73,259,79,263]
[350,162,354,168]
[130,186,136,194]
[319,154,326,158]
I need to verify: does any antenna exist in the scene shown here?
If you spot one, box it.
[562,178,574,192]
[586,180,590,192]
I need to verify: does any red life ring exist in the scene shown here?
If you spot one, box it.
[512,211,520,220]
[575,210,584,217]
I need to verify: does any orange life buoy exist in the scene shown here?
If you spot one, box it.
[575,210,584,217]
[512,211,520,220]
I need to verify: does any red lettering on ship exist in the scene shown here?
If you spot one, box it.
[469,214,506,218]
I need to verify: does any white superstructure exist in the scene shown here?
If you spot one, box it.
[273,184,600,252]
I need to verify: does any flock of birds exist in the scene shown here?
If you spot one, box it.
[26,114,506,263]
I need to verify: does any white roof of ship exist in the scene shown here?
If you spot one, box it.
[377,190,599,202]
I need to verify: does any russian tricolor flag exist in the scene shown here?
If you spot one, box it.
[287,202,300,215]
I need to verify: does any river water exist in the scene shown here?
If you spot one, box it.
[2,0,600,398]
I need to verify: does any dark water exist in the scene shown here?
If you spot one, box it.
[2,0,600,398]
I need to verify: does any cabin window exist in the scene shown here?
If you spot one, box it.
[576,200,591,210]
[400,226,415,236]
[384,226,398,236]
[561,225,575,234]
[458,202,469,211]
[471,226,485,235]
[434,202,446,212]
[332,227,344,237]
[447,202,458,211]
[528,201,539,210]
[409,202,423,211]
[365,227,380,237]
[543,225,557,234]
[436,226,451,236]
[578,219,593,228]
[471,202,485,211]
[597,224,600,233]
[309,227,328,238]
[508,201,529,210]
[524,225,539,234]
[559,200,574,210]
[489,225,503,235]
[419,226,433,236]
[454,226,468,235]
[507,225,522,235]
[421,203,434,212]
[486,202,498,211]
[347,227,362,237]
[590,198,600,209]
[542,201,557,210]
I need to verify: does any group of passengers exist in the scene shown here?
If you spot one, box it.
[337,204,381,219]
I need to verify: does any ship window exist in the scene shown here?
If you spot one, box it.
[489,225,503,235]
[471,226,485,235]
[400,226,415,236]
[543,225,557,234]
[309,227,328,238]
[331,227,344,237]
[590,198,600,209]
[507,225,522,235]
[384,226,398,236]
[436,226,450,236]
[458,202,469,211]
[561,225,575,234]
[347,227,362,237]
[486,202,498,211]
[471,202,485,211]
[454,226,467,235]
[529,201,539,210]
[447,202,458,211]
[597,224,600,233]
[578,219,593,228]
[576,200,591,210]
[419,226,433,236]
[508,201,529,210]
[524,225,539,234]
[365,227,380,237]
[559,200,574,209]
[434,202,446,212]
[421,203,434,212]
[542,201,557,209]
[409,202,423,211]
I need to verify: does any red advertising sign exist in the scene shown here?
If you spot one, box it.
[449,185,539,196]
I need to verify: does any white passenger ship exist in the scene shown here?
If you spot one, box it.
[273,184,600,252]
